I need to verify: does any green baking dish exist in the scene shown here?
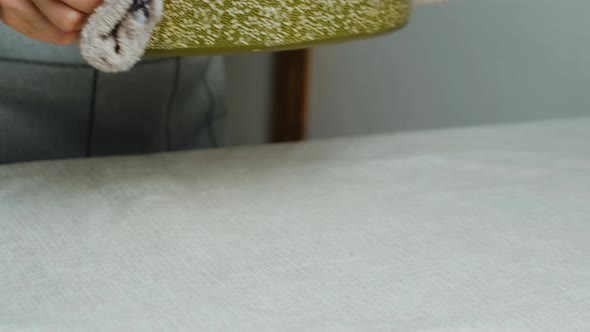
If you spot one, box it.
[146,0,411,55]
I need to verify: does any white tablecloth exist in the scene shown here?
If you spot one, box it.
[1,117,589,331]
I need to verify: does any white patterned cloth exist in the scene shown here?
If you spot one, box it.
[1,117,589,331]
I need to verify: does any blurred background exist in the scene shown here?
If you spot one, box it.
[226,0,590,144]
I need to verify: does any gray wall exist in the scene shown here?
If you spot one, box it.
[309,0,590,138]
[225,54,274,145]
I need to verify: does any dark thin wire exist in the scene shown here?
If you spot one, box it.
[165,57,181,151]
[85,69,99,157]
[3,55,223,151]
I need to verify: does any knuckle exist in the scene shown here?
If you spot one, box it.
[57,10,85,32]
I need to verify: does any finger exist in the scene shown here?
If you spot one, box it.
[6,14,79,45]
[0,11,35,38]
[35,29,79,45]
[60,0,102,14]
[12,23,78,45]
[0,0,19,22]
[32,0,86,32]
[8,0,80,44]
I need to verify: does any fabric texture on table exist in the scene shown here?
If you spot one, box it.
[1,117,590,331]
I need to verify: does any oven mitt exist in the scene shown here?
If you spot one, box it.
[81,0,410,73]
[80,0,163,72]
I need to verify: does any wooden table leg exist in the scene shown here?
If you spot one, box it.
[272,49,311,143]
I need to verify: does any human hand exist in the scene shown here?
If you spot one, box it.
[0,0,102,45]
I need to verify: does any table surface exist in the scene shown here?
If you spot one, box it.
[1,117,589,331]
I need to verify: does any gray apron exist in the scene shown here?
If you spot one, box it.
[0,25,225,164]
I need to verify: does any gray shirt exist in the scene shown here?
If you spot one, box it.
[0,25,225,164]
